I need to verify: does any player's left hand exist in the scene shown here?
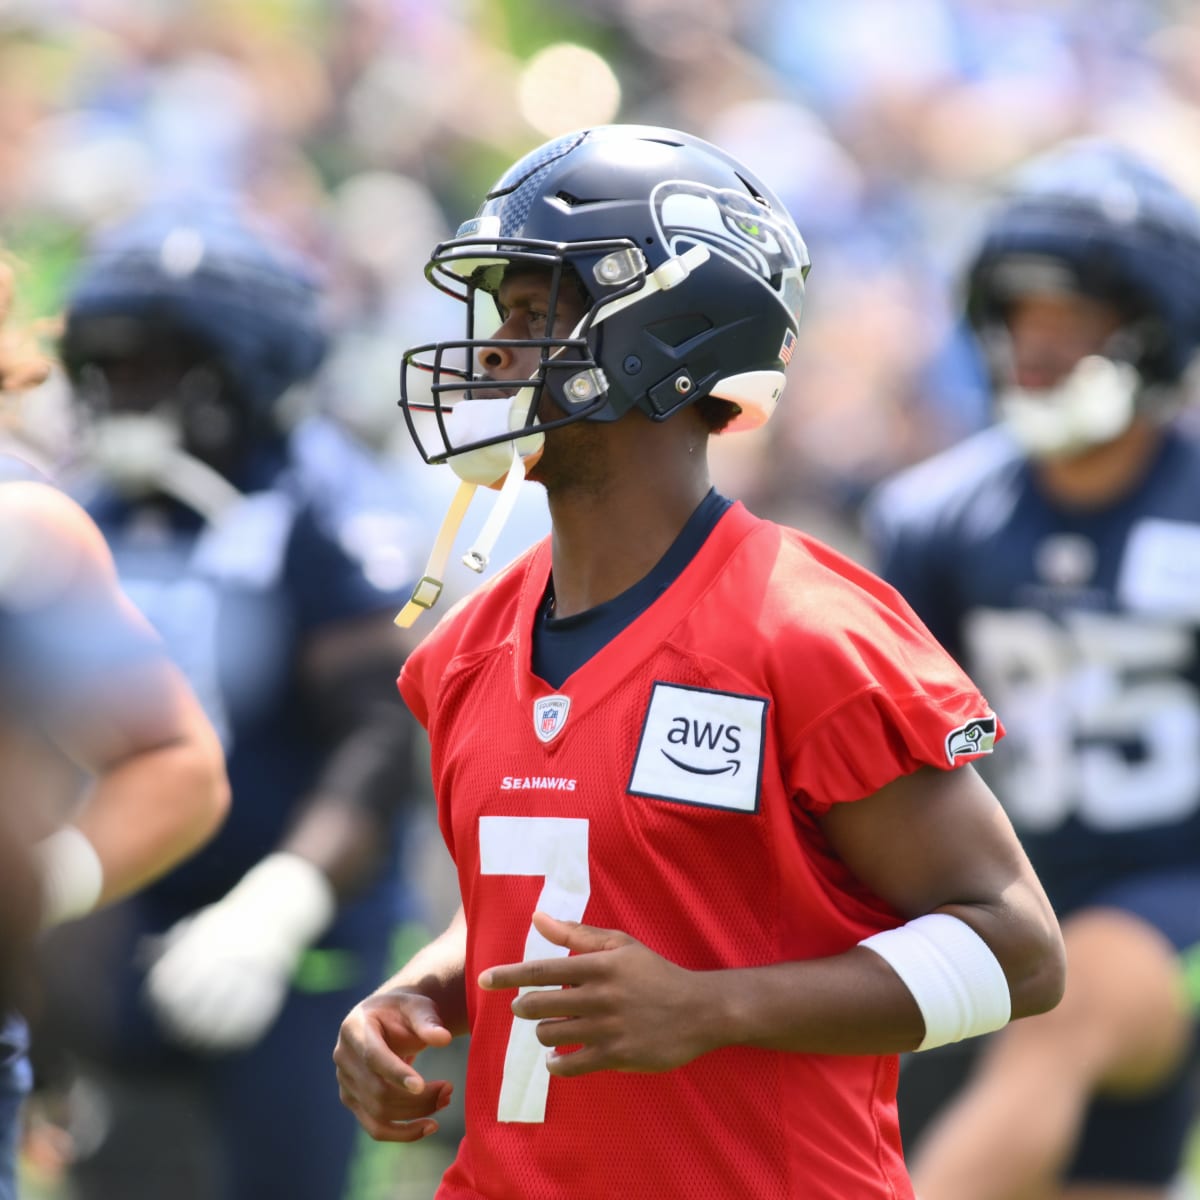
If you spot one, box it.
[479,911,716,1076]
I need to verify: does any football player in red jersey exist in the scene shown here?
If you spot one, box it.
[333,125,1065,1200]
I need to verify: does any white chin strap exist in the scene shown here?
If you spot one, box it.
[394,394,543,628]
[997,355,1140,459]
[87,413,243,523]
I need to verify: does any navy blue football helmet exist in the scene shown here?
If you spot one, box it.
[400,124,811,465]
[966,139,1200,390]
[61,197,329,458]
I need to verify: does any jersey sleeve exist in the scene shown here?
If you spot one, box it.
[775,540,1002,812]
[397,539,546,733]
[784,679,1000,812]
[398,567,499,727]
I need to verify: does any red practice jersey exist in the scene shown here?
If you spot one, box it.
[400,502,1002,1200]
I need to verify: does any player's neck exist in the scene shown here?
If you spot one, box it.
[1032,419,1163,510]
[546,463,712,618]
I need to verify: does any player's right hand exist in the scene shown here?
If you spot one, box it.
[333,988,456,1142]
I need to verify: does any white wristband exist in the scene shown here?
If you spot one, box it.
[859,913,1012,1050]
[36,826,104,927]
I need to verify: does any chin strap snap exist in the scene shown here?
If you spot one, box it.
[460,449,526,573]
[394,449,527,628]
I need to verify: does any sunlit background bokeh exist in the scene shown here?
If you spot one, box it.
[5,0,1200,558]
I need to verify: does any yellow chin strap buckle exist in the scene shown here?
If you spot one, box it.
[394,449,528,628]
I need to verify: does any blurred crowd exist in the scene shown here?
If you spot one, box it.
[2,0,1199,558]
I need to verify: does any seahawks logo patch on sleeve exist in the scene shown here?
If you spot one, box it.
[945,714,998,765]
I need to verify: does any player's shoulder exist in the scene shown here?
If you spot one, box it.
[773,524,921,634]
[864,425,1025,539]
[0,479,117,607]
[399,541,543,724]
[0,477,110,557]
[715,514,932,660]
[709,518,980,736]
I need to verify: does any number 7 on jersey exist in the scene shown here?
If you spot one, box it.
[478,815,591,1122]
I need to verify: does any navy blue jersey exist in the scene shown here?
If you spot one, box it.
[79,424,415,922]
[866,424,1200,914]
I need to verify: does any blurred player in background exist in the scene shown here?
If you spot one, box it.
[333,123,1065,1199]
[866,140,1200,1200]
[30,200,425,1200]
[0,252,230,1200]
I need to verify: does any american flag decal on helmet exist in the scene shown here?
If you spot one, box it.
[779,329,797,365]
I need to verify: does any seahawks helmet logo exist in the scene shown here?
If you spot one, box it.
[945,714,998,765]
[651,180,809,322]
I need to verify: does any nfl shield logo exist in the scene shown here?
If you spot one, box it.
[533,694,571,743]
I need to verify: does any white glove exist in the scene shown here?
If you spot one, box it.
[144,852,336,1053]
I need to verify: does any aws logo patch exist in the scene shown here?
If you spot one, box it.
[628,682,767,812]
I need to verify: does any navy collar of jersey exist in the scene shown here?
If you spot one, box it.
[532,488,733,688]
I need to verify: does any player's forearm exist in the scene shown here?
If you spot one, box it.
[279,794,393,899]
[699,913,1058,1058]
[376,905,470,1036]
[698,947,933,1056]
